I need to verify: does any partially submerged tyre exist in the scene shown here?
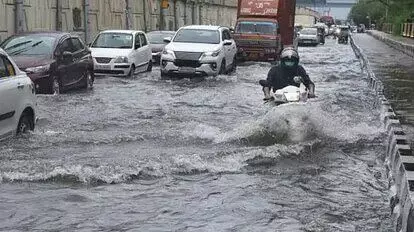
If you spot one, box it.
[219,59,226,75]
[161,71,170,79]
[16,111,34,135]
[83,70,94,89]
[147,61,153,72]
[52,76,62,95]
[128,65,136,77]
[229,56,237,74]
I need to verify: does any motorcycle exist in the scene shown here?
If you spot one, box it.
[338,35,348,44]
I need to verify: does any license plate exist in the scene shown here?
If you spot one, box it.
[304,41,311,43]
[96,64,111,70]
[249,53,258,59]
[179,67,196,73]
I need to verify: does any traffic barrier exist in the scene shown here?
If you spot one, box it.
[350,35,414,232]
[402,23,414,38]
[411,24,414,38]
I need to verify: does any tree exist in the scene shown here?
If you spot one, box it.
[348,0,414,34]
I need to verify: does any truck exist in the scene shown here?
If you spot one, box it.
[232,0,296,62]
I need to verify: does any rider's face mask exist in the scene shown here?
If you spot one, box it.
[283,61,296,67]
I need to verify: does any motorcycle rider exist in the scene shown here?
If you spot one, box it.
[259,47,315,101]
[338,27,349,43]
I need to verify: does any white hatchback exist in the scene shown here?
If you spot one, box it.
[90,30,152,77]
[0,48,36,140]
[161,25,237,77]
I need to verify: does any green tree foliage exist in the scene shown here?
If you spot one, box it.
[348,0,414,35]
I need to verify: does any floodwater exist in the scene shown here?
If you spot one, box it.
[0,37,393,231]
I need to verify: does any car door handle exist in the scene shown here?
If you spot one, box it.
[17,83,24,89]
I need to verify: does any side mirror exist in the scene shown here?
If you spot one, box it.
[163,36,172,43]
[135,43,141,49]
[223,40,232,46]
[62,51,73,63]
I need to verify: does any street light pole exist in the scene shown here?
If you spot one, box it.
[14,0,26,33]
[125,0,132,30]
[83,0,90,44]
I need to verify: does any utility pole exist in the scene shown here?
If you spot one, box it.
[56,0,63,31]
[385,0,389,22]
[125,0,132,30]
[15,0,26,33]
[142,0,147,32]
[84,0,90,43]
[161,0,169,30]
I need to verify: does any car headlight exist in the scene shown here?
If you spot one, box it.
[114,56,128,63]
[203,49,221,57]
[162,49,174,55]
[25,64,50,74]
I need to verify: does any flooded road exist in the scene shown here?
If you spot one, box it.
[0,38,393,231]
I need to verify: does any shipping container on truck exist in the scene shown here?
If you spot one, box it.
[233,0,296,62]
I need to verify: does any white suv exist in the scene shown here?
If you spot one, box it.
[161,25,237,77]
[0,48,36,140]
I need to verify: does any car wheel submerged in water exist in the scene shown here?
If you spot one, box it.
[52,77,61,95]
[16,112,34,134]
[229,56,237,74]
[219,59,226,75]
[147,61,153,72]
[128,65,136,77]
[83,70,94,89]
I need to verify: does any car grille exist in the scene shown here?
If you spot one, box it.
[174,51,202,60]
[95,57,113,63]
[174,59,201,68]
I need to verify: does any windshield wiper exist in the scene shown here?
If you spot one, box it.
[11,41,44,56]
[4,40,32,51]
[31,41,43,48]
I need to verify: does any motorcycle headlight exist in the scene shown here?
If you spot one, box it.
[204,49,221,57]
[114,56,128,63]
[25,64,50,74]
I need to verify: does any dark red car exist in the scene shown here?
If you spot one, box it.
[0,31,94,94]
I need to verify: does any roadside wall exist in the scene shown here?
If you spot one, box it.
[0,0,238,43]
[350,35,414,232]
[367,30,414,58]
[0,1,323,44]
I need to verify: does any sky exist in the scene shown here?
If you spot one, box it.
[308,6,352,20]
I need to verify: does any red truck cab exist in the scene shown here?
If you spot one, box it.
[233,0,296,62]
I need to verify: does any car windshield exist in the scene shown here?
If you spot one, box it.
[173,29,220,44]
[300,28,317,35]
[147,32,175,44]
[1,35,56,56]
[236,21,278,35]
[91,33,133,48]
